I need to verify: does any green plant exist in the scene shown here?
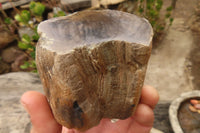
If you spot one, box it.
[29,1,45,17]
[4,17,12,24]
[20,60,37,72]
[17,32,37,72]
[14,10,31,25]
[0,5,18,38]
[53,10,66,17]
[135,0,174,34]
[13,2,46,72]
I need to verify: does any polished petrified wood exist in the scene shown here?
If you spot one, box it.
[36,9,153,131]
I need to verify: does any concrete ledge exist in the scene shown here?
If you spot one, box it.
[0,72,43,133]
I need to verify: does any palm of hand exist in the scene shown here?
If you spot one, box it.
[62,105,153,133]
[21,86,158,133]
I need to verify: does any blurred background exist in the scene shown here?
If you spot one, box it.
[0,0,200,133]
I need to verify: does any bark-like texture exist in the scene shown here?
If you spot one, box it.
[36,9,153,131]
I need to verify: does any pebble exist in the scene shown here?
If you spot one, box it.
[111,119,119,123]
[189,105,198,112]
[198,110,200,114]
[190,99,199,105]
[194,104,200,110]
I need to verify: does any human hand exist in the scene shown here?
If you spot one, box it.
[21,85,159,133]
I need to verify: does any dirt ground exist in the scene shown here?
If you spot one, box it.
[144,0,200,101]
[174,0,200,90]
[188,34,200,90]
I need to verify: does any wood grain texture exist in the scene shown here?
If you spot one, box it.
[36,9,153,131]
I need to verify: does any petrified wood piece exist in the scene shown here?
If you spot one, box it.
[36,9,153,131]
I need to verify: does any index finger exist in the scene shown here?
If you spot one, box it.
[140,85,159,109]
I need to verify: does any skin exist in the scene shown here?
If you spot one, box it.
[21,85,159,133]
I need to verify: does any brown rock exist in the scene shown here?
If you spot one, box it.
[92,0,125,7]
[0,60,10,74]
[190,22,200,32]
[1,46,25,63]
[36,10,153,131]
[47,12,54,19]
[11,54,28,72]
[0,30,15,50]
[195,7,200,16]
[188,105,197,112]
[18,27,35,39]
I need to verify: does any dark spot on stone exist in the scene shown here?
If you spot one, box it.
[72,101,84,127]
[24,122,31,133]
[7,78,13,81]
[73,101,83,113]
[131,104,135,107]
[110,65,117,73]
[32,74,40,79]
[56,98,60,104]
[31,79,41,84]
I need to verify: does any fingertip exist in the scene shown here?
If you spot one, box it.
[141,85,159,108]
[133,104,154,127]
[21,91,45,108]
[21,91,62,133]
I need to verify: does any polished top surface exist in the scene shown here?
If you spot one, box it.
[38,10,153,53]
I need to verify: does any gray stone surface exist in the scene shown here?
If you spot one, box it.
[1,46,24,63]
[150,128,164,133]
[0,72,43,133]
[18,27,35,39]
[0,30,15,50]
[61,0,91,10]
[153,102,173,133]
[2,0,34,10]
[92,0,125,7]
[169,90,200,133]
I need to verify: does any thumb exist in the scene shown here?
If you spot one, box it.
[21,91,62,133]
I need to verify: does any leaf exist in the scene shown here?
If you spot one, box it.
[30,51,35,59]
[149,10,158,18]
[165,13,171,18]
[20,10,31,23]
[57,11,66,16]
[156,24,164,32]
[18,41,29,50]
[150,20,156,27]
[4,17,12,24]
[156,4,162,11]
[138,7,144,13]
[31,69,37,73]
[147,4,152,10]
[30,60,36,68]
[156,0,163,5]
[29,1,36,9]
[20,61,29,69]
[30,1,45,17]
[14,14,22,22]
[15,10,31,24]
[32,33,39,41]
[54,11,66,17]
[22,34,31,44]
[166,6,173,11]
[170,18,174,25]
